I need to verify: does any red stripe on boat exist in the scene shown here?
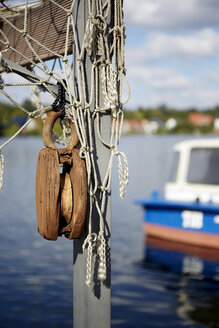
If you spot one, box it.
[144,223,219,249]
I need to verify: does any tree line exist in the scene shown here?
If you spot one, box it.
[1,101,219,136]
[123,105,219,134]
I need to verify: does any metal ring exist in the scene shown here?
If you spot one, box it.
[43,111,79,151]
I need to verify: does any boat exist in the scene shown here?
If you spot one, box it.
[144,236,219,326]
[145,236,219,280]
[136,138,219,248]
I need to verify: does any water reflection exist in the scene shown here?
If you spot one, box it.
[1,136,219,327]
[144,237,219,327]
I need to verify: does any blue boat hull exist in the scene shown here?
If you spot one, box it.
[137,198,219,248]
[145,236,219,279]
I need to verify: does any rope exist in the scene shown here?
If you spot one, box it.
[0,0,130,287]
[51,81,67,117]
[0,151,4,190]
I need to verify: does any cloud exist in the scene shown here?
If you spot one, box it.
[126,58,219,109]
[124,1,219,108]
[127,83,219,110]
[126,28,219,63]
[124,0,219,30]
[128,66,195,90]
[124,24,219,109]
[149,87,219,109]
[126,65,199,108]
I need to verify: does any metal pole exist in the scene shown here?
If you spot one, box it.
[73,1,111,327]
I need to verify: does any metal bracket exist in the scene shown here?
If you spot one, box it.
[0,55,70,102]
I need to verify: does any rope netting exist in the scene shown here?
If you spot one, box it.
[0,0,130,286]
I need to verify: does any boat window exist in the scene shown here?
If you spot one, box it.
[169,151,179,182]
[187,148,219,185]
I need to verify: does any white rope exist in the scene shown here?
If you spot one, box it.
[0,151,4,190]
[0,0,130,286]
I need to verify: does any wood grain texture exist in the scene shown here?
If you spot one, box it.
[0,0,72,66]
[60,172,73,225]
[61,149,87,239]
[43,111,79,151]
[35,148,60,240]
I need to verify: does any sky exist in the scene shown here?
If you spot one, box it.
[123,0,219,110]
[1,0,219,110]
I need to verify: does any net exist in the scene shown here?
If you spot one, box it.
[0,0,130,286]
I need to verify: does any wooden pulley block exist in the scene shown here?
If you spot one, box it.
[35,111,87,240]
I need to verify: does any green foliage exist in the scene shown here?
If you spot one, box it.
[3,123,19,137]
[22,99,36,112]
[170,121,195,134]
[123,105,218,135]
[0,99,41,137]
[0,100,218,137]
[198,124,214,134]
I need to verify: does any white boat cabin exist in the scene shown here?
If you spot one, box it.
[165,139,219,204]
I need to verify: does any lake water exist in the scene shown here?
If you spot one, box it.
[0,135,219,328]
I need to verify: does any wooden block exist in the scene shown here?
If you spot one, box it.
[0,0,72,66]
[60,172,73,225]
[35,148,60,240]
[61,149,87,239]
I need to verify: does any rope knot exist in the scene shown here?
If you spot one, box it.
[90,18,98,25]
[22,31,27,37]
[94,15,106,31]
[82,233,97,251]
[73,101,81,108]
[28,112,34,118]
[47,70,53,76]
[62,57,68,63]
[100,186,106,192]
[80,146,89,156]
[89,191,95,197]
[67,10,72,17]
[112,26,122,38]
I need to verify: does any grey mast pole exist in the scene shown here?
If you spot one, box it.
[73,1,112,328]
